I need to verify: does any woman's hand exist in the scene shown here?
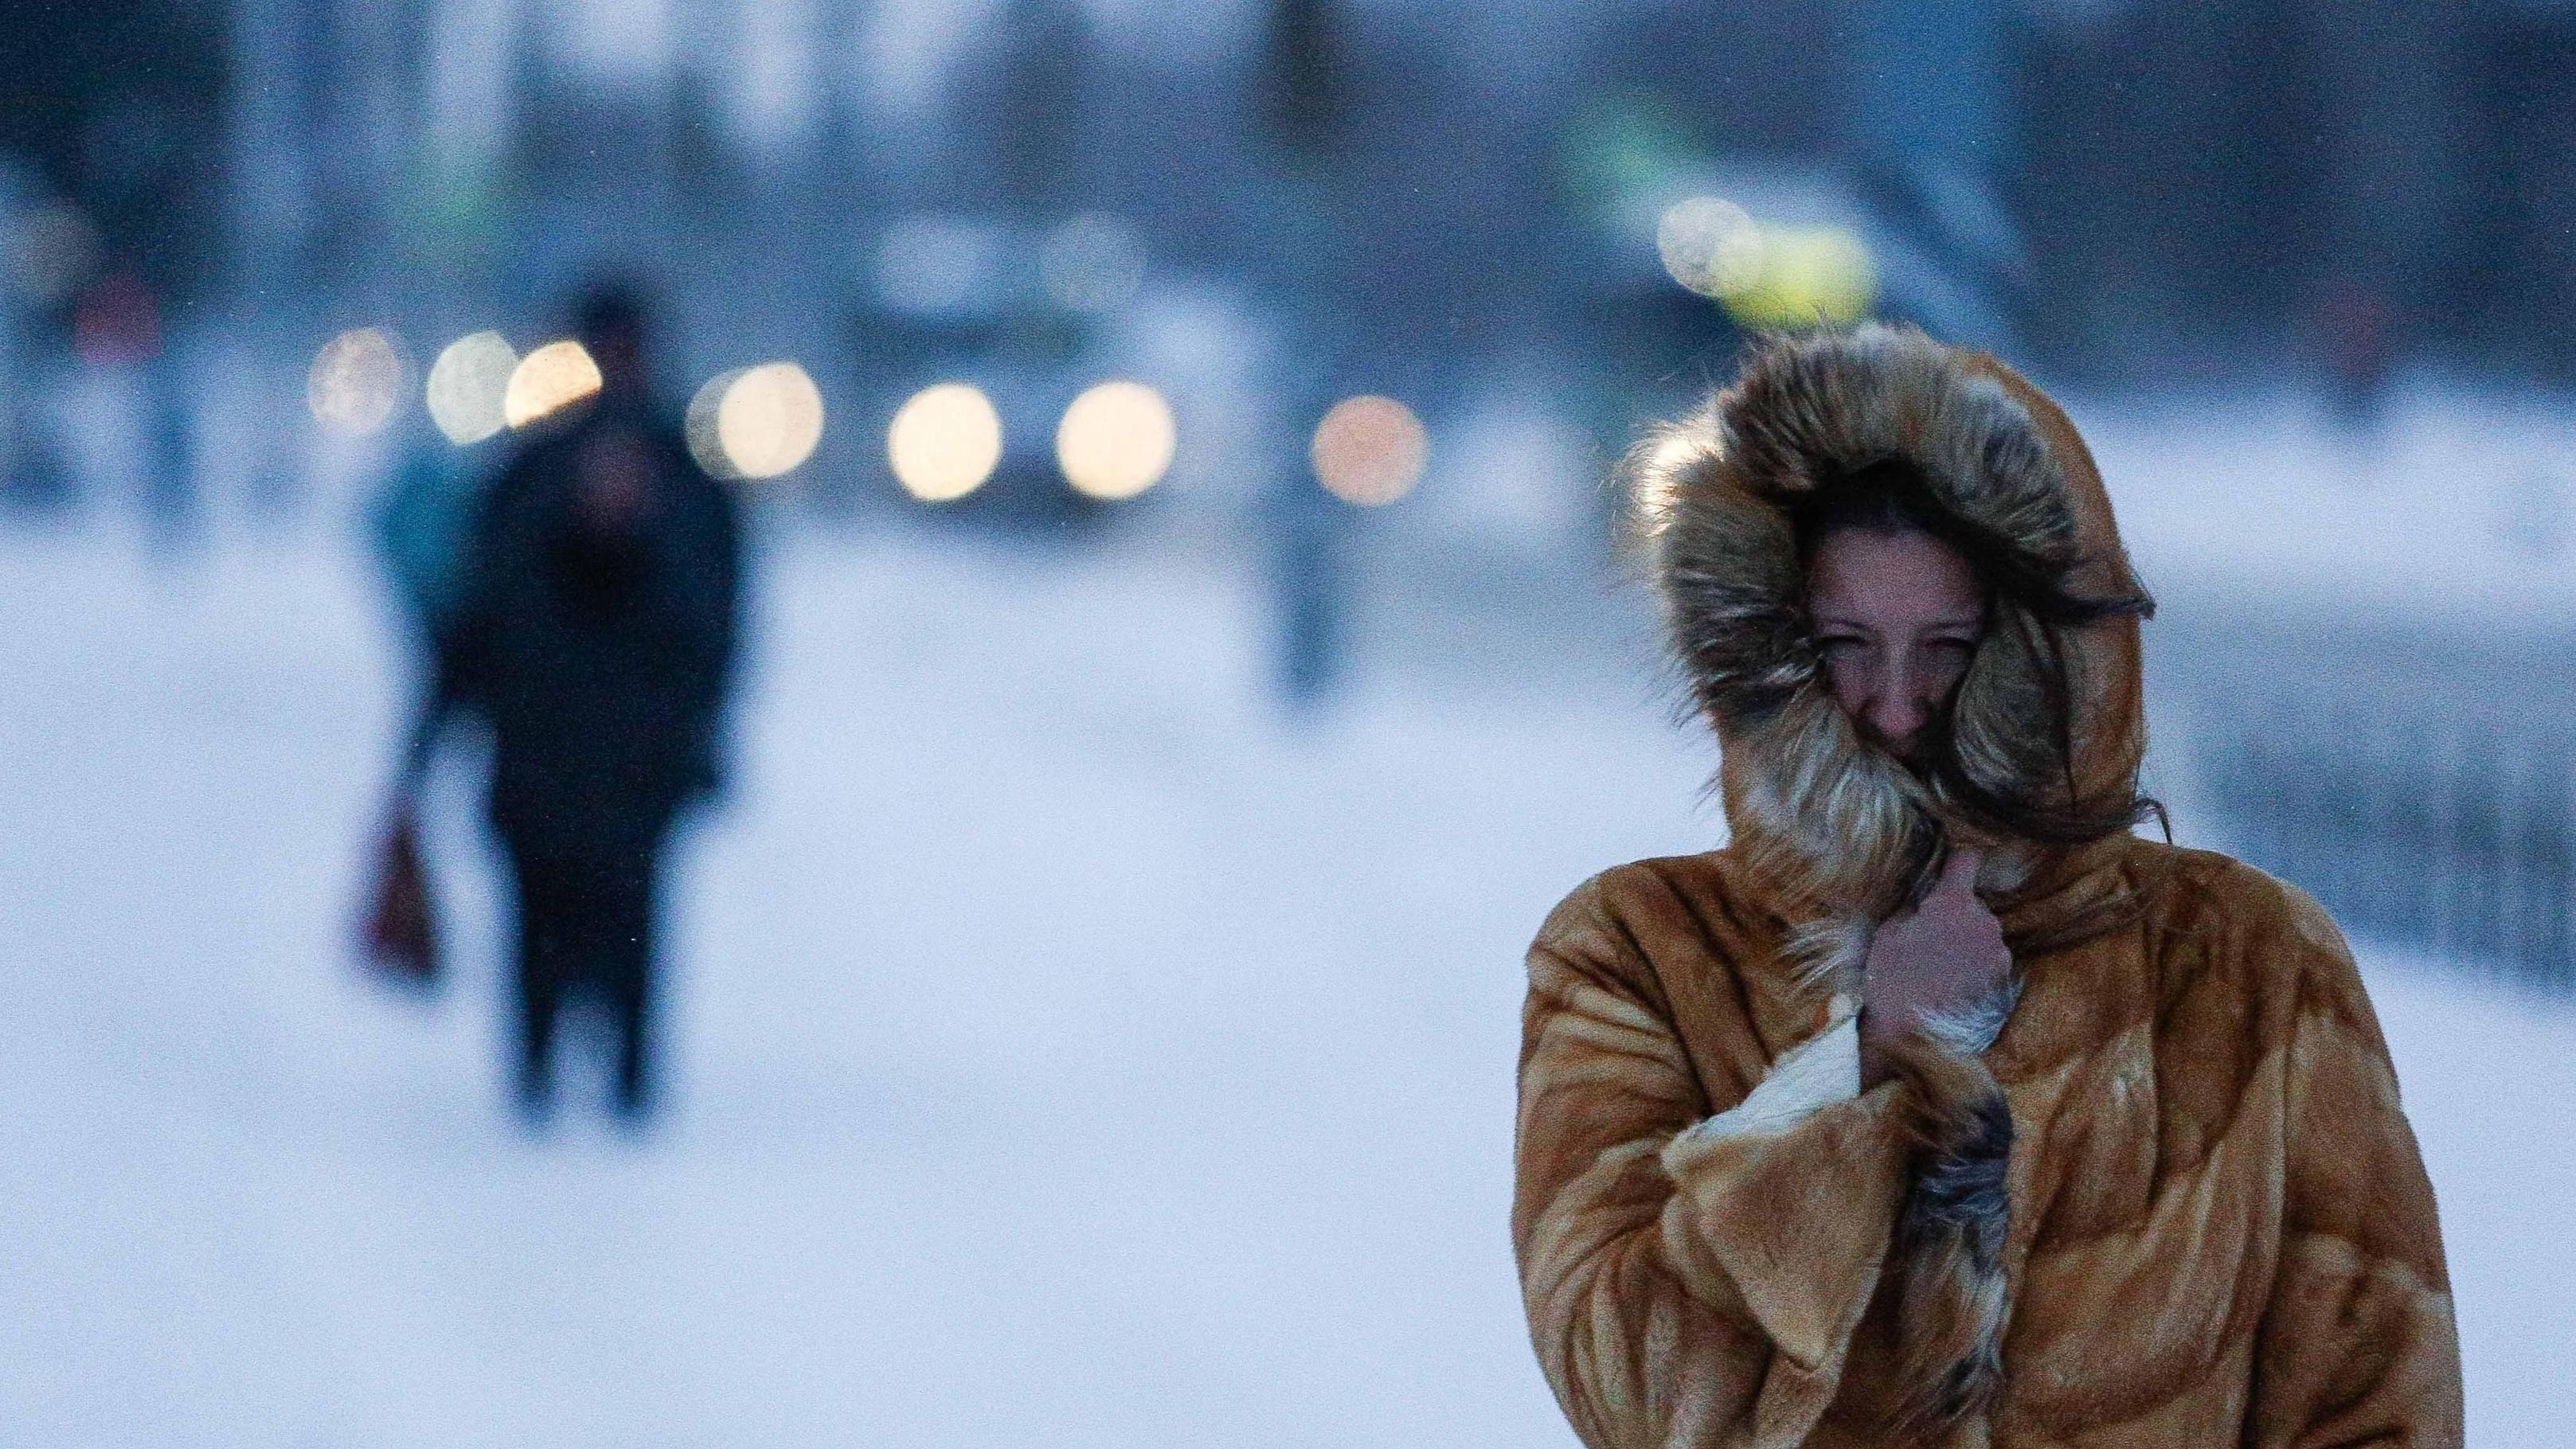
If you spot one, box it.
[1859,848,2011,1088]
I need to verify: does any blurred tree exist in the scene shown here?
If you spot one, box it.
[0,0,229,311]
[1260,0,1351,166]
[1597,0,1841,161]
[994,0,1089,215]
[666,64,744,214]
[942,0,1092,217]
[2453,9,2576,380]
[1252,0,1361,712]
[2004,0,2552,383]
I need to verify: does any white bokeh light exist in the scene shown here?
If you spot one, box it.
[1655,196,1764,299]
[424,330,518,445]
[1039,213,1147,314]
[1054,381,1175,501]
[887,383,1003,502]
[307,328,407,435]
[687,362,827,481]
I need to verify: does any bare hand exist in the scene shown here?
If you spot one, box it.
[1859,848,2011,1088]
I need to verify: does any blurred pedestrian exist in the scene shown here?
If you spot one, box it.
[2316,277,2394,428]
[1263,455,1347,709]
[358,412,497,998]
[1515,325,2457,1445]
[399,282,743,1125]
[72,261,195,545]
[369,410,490,649]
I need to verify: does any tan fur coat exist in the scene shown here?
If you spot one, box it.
[1512,326,2461,1447]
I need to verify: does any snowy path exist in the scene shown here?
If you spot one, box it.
[0,525,2565,1444]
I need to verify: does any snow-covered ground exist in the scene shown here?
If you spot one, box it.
[0,518,2566,1444]
[2075,379,2576,627]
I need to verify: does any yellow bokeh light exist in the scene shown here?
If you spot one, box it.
[1718,227,1878,328]
[503,339,602,429]
[887,383,1003,502]
[1054,381,1175,501]
[307,327,405,434]
[1653,195,1877,328]
[424,330,518,445]
[1656,196,1764,299]
[1311,395,1427,506]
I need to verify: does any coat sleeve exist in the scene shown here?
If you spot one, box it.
[2245,889,2463,1449]
[1512,875,1913,1449]
[401,454,524,783]
[643,464,742,792]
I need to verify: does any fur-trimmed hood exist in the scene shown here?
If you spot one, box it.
[1632,323,2150,928]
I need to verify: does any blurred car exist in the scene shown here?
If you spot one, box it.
[850,211,1148,530]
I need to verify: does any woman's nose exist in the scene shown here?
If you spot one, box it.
[1866,685,1926,750]
[1860,647,1935,748]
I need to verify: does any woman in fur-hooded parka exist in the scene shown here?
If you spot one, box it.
[1512,326,2461,1448]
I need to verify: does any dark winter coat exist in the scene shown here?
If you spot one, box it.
[433,395,741,858]
[1513,326,2460,1447]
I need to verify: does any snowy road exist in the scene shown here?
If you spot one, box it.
[0,523,2565,1444]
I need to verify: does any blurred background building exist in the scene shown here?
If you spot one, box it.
[0,0,2570,1442]
[18,0,2576,463]
[0,1,2568,480]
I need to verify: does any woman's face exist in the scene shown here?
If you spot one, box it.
[1807,526,1985,762]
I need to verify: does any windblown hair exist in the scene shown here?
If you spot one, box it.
[1791,455,2164,859]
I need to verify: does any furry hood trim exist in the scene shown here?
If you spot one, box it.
[1634,323,2152,924]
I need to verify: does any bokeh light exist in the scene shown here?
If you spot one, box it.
[1039,213,1147,314]
[1655,196,1763,299]
[424,330,518,445]
[686,362,827,481]
[307,328,406,435]
[1718,226,1878,328]
[503,339,602,429]
[1311,395,1429,506]
[888,383,1003,502]
[875,214,996,314]
[686,369,746,478]
[1054,381,1175,501]
[1653,197,1877,328]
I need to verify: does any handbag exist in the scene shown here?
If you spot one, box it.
[362,802,441,988]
